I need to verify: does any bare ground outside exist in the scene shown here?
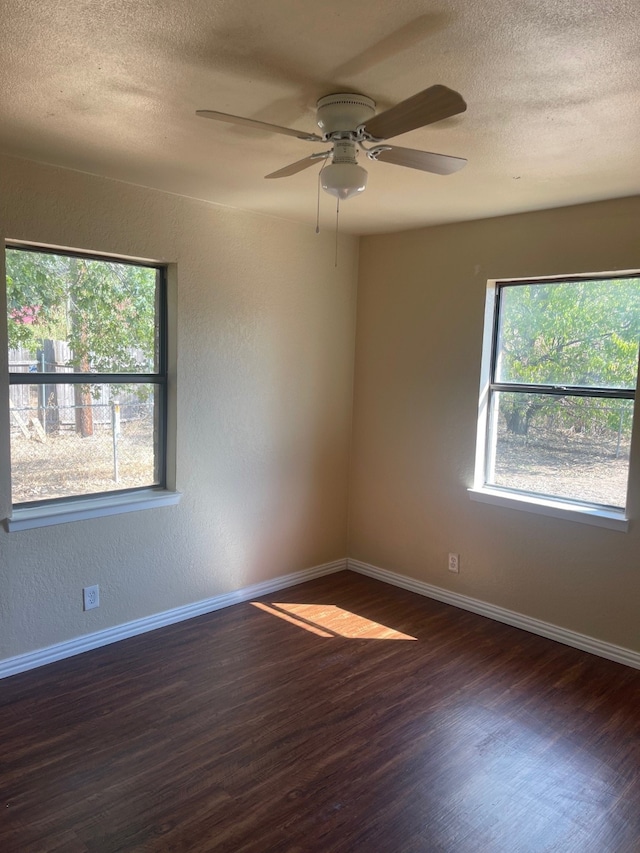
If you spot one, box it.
[9,415,632,509]
[493,427,631,508]
[10,420,156,503]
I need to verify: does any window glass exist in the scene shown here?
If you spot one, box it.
[6,246,166,507]
[479,274,640,511]
[488,391,634,508]
[496,279,640,389]
[6,250,158,374]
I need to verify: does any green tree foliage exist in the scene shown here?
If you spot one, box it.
[496,278,640,436]
[7,249,157,437]
[6,248,156,373]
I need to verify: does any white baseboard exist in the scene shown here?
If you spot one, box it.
[0,558,346,680]
[5,556,639,679]
[348,558,640,670]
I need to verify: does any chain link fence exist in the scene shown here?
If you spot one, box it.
[9,400,157,503]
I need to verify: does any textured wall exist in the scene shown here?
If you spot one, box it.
[350,196,640,653]
[0,155,358,660]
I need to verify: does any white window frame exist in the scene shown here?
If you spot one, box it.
[469,273,640,532]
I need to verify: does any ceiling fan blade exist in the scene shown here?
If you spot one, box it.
[364,85,466,140]
[265,154,329,179]
[196,110,322,142]
[372,145,467,175]
[373,145,466,175]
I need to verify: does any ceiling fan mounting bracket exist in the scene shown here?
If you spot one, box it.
[316,93,376,137]
[364,144,393,161]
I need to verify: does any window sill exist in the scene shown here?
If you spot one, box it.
[468,487,629,532]
[5,489,182,532]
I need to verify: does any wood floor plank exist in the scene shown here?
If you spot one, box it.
[1,570,639,851]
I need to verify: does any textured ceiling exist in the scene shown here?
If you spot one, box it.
[2,0,640,235]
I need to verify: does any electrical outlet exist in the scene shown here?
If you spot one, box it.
[448,553,460,573]
[83,585,100,611]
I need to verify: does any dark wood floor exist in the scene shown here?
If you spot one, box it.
[1,570,639,852]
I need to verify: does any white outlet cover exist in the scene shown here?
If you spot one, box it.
[83,584,100,610]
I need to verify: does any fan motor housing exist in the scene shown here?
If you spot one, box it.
[316,93,376,135]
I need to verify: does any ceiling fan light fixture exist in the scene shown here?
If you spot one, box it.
[321,162,368,200]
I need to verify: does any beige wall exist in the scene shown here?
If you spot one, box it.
[350,197,640,653]
[2,157,638,667]
[0,155,358,660]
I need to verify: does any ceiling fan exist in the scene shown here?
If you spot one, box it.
[197,85,467,200]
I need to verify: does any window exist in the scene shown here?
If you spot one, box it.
[472,273,640,526]
[6,244,168,511]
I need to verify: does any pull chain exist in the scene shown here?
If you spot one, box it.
[335,197,340,267]
[316,160,327,234]
[316,169,321,234]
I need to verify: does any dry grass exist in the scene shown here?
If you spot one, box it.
[10,419,632,510]
[10,421,156,503]
[494,428,630,508]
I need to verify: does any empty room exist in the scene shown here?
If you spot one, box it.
[1,1,639,851]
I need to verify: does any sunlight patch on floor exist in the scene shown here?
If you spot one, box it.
[252,601,417,640]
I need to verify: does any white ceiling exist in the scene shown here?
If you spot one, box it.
[2,0,640,235]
